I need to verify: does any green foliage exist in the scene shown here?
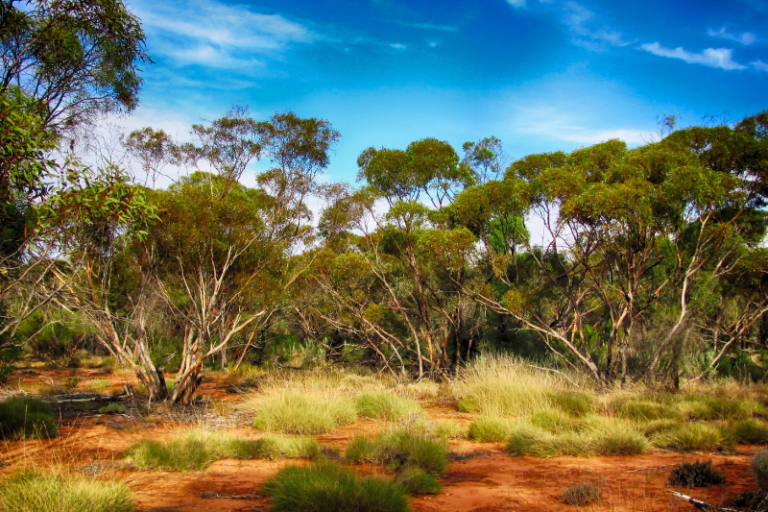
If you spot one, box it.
[346,428,449,476]
[0,470,135,512]
[394,467,442,495]
[0,397,57,439]
[252,436,322,460]
[617,400,679,421]
[562,482,600,506]
[355,392,422,421]
[252,393,357,434]
[468,416,513,442]
[98,403,126,415]
[730,419,768,445]
[667,460,726,488]
[124,430,258,471]
[262,463,410,512]
[650,423,732,452]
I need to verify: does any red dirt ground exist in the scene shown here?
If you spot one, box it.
[1,367,765,512]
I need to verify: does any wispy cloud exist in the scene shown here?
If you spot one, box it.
[506,0,526,8]
[708,26,757,45]
[133,0,317,68]
[389,43,408,51]
[641,42,746,70]
[403,22,458,32]
[560,1,628,50]
[753,59,768,71]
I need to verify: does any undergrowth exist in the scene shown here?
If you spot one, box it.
[0,397,57,440]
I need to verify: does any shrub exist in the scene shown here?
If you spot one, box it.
[252,436,321,460]
[651,423,732,452]
[98,403,126,415]
[0,470,134,512]
[346,428,449,476]
[731,419,768,445]
[550,392,594,417]
[394,467,441,494]
[562,482,600,506]
[667,460,726,488]
[356,392,421,421]
[124,430,258,471]
[0,397,57,439]
[752,450,768,491]
[262,463,409,512]
[468,417,513,442]
[252,393,356,434]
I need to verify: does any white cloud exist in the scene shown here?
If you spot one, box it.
[708,27,757,45]
[389,43,408,50]
[131,0,316,68]
[561,1,627,49]
[753,59,768,71]
[641,42,746,70]
[506,0,526,8]
[428,40,440,48]
[405,22,457,32]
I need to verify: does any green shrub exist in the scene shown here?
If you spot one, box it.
[731,419,768,445]
[262,463,409,512]
[98,403,126,415]
[124,430,258,471]
[0,397,57,439]
[468,417,513,442]
[562,482,600,506]
[394,467,441,494]
[253,393,356,434]
[346,428,449,476]
[252,436,321,460]
[550,392,594,417]
[667,460,726,488]
[0,470,134,512]
[752,450,768,491]
[651,423,732,452]
[356,392,421,421]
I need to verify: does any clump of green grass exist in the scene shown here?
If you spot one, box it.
[252,393,357,434]
[562,482,600,506]
[0,470,134,512]
[85,379,111,394]
[355,392,421,421]
[0,397,57,440]
[617,400,679,421]
[549,391,594,417]
[346,428,449,476]
[124,429,259,471]
[752,450,768,491]
[675,396,759,421]
[98,403,126,415]
[434,421,463,440]
[262,463,409,512]
[252,436,322,460]
[667,460,726,488]
[730,419,768,445]
[650,423,733,452]
[468,417,514,442]
[394,467,441,495]
[530,410,582,433]
[639,419,678,437]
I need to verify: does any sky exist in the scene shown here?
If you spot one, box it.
[119,0,768,184]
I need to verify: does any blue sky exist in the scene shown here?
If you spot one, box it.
[121,0,768,183]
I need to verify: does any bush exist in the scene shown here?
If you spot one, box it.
[0,470,134,512]
[468,417,513,442]
[731,419,768,445]
[253,393,356,434]
[667,460,726,488]
[262,463,409,512]
[394,467,441,494]
[355,392,421,421]
[651,423,732,452]
[752,450,768,491]
[124,430,258,471]
[346,428,449,476]
[562,482,600,506]
[0,397,57,439]
[98,403,126,415]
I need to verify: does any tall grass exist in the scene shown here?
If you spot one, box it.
[0,471,134,512]
[252,435,322,460]
[250,393,357,434]
[346,427,449,476]
[263,463,410,512]
[0,397,58,440]
[355,392,422,421]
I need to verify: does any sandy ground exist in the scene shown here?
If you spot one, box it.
[1,366,765,512]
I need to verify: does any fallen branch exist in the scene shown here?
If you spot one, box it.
[669,490,742,512]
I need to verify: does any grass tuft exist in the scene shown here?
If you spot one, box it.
[667,460,726,488]
[98,403,126,415]
[355,392,421,421]
[85,379,112,394]
[0,470,134,512]
[562,482,600,506]
[650,423,732,452]
[752,450,768,491]
[550,392,594,417]
[262,463,409,512]
[468,417,513,442]
[252,393,356,434]
[0,397,57,440]
[252,436,322,460]
[617,400,679,421]
[394,467,441,495]
[730,419,768,445]
[346,428,449,476]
